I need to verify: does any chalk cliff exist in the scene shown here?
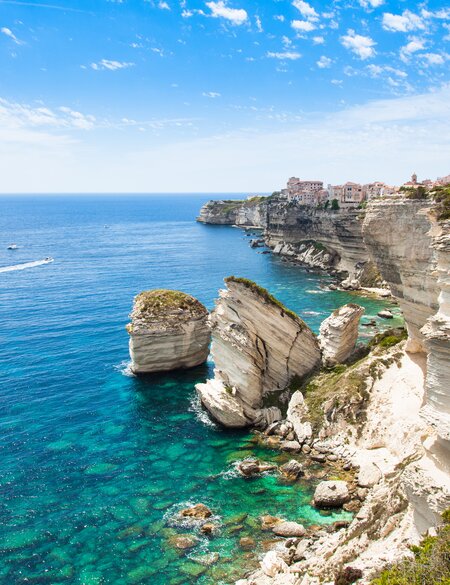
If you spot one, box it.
[362,197,450,468]
[196,277,321,427]
[127,290,210,374]
[197,198,267,227]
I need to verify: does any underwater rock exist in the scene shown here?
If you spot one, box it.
[319,303,365,366]
[127,289,210,374]
[313,480,350,508]
[239,536,256,550]
[237,459,277,477]
[279,460,304,480]
[168,534,198,550]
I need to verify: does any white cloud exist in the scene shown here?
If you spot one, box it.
[367,64,407,78]
[359,0,384,9]
[291,20,316,32]
[1,27,23,45]
[202,91,221,98]
[158,1,170,9]
[382,10,425,32]
[400,39,425,61]
[282,35,292,47]
[317,55,332,68]
[90,59,134,71]
[292,0,319,21]
[267,51,302,60]
[341,30,376,60]
[255,15,263,32]
[312,35,324,44]
[274,15,285,22]
[421,53,447,65]
[205,1,248,25]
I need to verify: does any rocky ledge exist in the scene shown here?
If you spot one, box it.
[319,303,365,366]
[127,289,210,374]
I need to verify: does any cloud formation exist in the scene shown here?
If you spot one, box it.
[90,59,134,71]
[205,1,248,25]
[341,29,376,59]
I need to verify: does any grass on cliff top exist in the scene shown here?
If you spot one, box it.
[224,276,304,324]
[133,289,207,319]
[370,509,450,585]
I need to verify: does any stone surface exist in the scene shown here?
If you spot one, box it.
[313,480,350,508]
[128,290,210,374]
[319,304,365,366]
[279,460,304,480]
[180,503,212,520]
[237,459,277,477]
[286,391,312,445]
[196,277,321,427]
[272,521,306,537]
[260,550,289,577]
[357,462,382,488]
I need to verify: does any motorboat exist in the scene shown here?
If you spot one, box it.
[7,244,18,250]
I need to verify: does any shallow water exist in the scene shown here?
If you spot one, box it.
[0,195,402,584]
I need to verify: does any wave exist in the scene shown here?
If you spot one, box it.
[0,258,53,273]
[306,289,326,295]
[113,360,135,377]
[188,394,217,428]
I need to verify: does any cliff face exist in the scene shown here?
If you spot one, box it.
[127,290,210,374]
[196,277,321,427]
[265,201,375,280]
[197,198,266,227]
[362,197,450,470]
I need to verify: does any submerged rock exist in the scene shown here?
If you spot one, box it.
[237,459,277,477]
[180,503,212,520]
[319,303,365,366]
[127,289,210,374]
[313,480,350,508]
[196,277,321,427]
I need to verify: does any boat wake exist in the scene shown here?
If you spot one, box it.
[0,258,54,273]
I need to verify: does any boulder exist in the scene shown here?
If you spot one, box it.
[128,290,210,374]
[168,534,198,550]
[180,503,212,520]
[272,521,306,537]
[261,550,289,577]
[286,391,312,445]
[195,379,251,427]
[239,536,256,550]
[378,310,394,319]
[280,440,301,452]
[319,304,365,366]
[357,462,382,488]
[260,515,282,530]
[237,459,277,477]
[313,480,350,508]
[280,460,304,480]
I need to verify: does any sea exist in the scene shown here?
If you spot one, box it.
[0,195,403,584]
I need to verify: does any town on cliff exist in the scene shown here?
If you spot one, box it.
[124,179,450,585]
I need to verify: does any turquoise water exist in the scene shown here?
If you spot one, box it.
[0,195,402,584]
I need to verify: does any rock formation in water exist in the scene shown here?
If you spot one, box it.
[319,303,365,366]
[196,277,321,427]
[127,289,210,374]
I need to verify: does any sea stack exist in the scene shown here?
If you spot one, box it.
[319,303,365,366]
[127,289,210,374]
[196,277,321,427]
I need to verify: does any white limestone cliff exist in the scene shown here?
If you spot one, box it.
[127,289,210,374]
[319,303,365,366]
[196,277,321,427]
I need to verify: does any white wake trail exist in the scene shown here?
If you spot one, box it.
[0,258,54,273]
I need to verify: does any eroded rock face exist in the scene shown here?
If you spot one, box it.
[128,290,210,374]
[197,198,267,227]
[196,277,321,427]
[319,303,365,366]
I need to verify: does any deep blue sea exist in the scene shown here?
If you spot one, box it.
[0,195,402,584]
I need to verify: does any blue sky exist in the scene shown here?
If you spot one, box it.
[0,0,449,192]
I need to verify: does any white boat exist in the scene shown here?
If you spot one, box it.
[7,244,18,250]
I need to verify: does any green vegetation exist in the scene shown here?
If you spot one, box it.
[133,289,207,319]
[430,184,450,221]
[370,509,450,585]
[399,185,428,199]
[331,198,340,210]
[369,328,407,350]
[324,200,330,209]
[225,276,303,323]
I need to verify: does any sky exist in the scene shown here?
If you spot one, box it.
[0,0,449,193]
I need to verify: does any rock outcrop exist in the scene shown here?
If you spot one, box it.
[196,277,321,427]
[127,289,210,374]
[319,303,365,366]
[197,197,267,227]
[313,480,350,508]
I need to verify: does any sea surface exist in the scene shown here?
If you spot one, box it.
[0,195,403,585]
